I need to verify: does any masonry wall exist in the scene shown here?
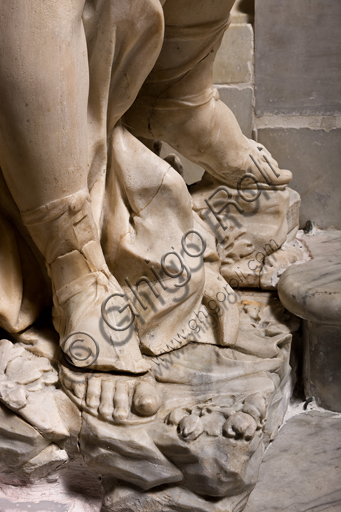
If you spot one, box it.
[254,0,341,230]
[172,0,341,230]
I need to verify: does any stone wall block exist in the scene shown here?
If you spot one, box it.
[258,128,341,229]
[303,321,341,413]
[213,24,254,85]
[217,85,253,138]
[255,0,341,115]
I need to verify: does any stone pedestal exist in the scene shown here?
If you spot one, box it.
[0,291,299,512]
[278,229,341,413]
[303,322,341,412]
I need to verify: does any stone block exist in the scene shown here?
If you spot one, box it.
[217,85,253,137]
[278,229,341,412]
[0,403,49,471]
[213,24,254,84]
[255,0,341,115]
[257,128,341,229]
[303,321,341,412]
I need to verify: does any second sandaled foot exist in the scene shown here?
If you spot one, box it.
[51,246,150,373]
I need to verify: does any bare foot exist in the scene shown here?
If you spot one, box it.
[60,365,161,425]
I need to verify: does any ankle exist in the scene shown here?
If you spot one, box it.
[49,241,111,292]
[49,249,91,292]
[20,189,99,265]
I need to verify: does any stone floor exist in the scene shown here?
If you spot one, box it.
[0,401,340,512]
[245,401,341,512]
[0,461,102,512]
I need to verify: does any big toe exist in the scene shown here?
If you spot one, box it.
[133,381,160,416]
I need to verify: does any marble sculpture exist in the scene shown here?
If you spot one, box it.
[0,1,303,510]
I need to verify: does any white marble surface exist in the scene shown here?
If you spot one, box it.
[0,290,298,512]
[245,409,341,512]
[2,406,340,512]
[278,229,341,412]
[279,229,341,324]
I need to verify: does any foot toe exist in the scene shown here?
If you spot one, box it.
[133,382,160,417]
[99,378,115,419]
[113,381,130,422]
[86,377,101,410]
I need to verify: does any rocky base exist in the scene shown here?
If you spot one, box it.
[0,291,299,512]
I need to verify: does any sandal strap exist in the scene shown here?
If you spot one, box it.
[21,189,90,226]
[55,271,107,305]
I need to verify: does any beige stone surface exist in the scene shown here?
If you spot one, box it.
[0,0,299,510]
[257,128,341,230]
[217,85,254,137]
[231,0,254,24]
[213,24,254,84]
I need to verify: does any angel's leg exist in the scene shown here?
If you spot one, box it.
[125,0,292,188]
[0,0,149,373]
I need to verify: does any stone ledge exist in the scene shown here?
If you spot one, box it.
[278,229,341,325]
